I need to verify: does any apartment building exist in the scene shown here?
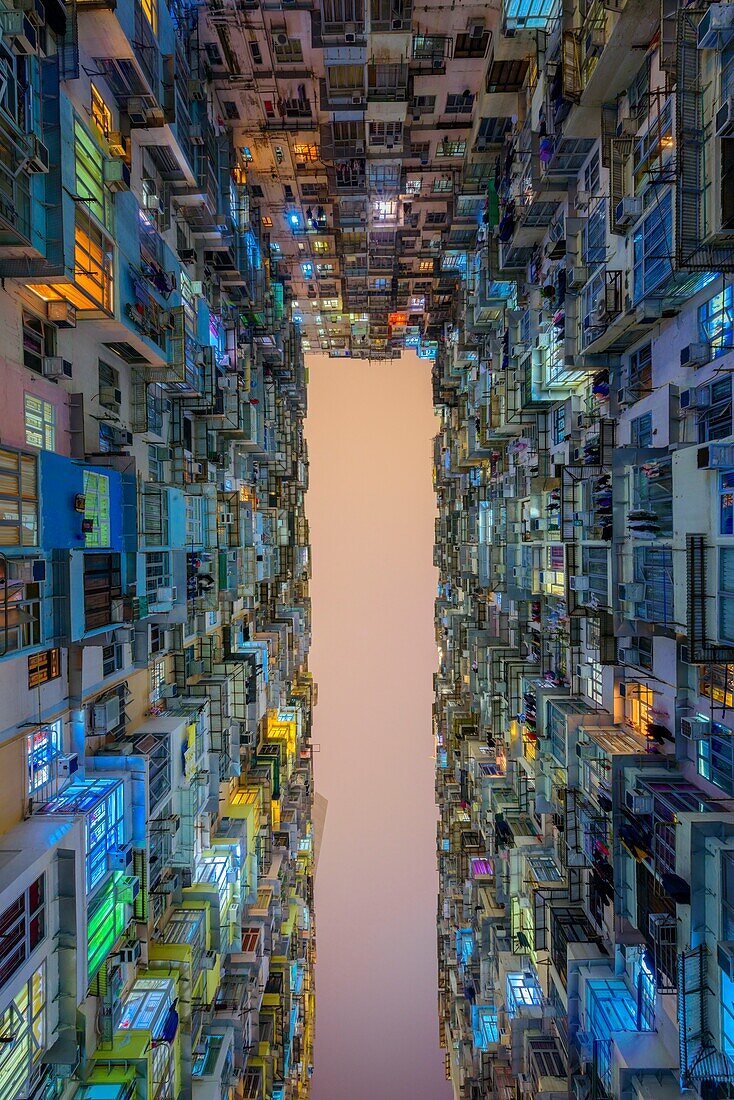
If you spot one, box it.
[0,0,316,1097]
[432,2,734,1099]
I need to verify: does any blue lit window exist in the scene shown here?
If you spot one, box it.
[721,472,734,535]
[633,191,672,303]
[633,546,673,624]
[699,285,734,358]
[27,719,62,794]
[586,976,652,1038]
[631,950,656,1030]
[723,971,734,1057]
[720,548,734,643]
[456,928,474,966]
[631,412,653,447]
[506,971,543,1018]
[86,783,125,893]
[503,0,560,30]
[583,200,607,269]
[697,727,734,795]
[472,1005,499,1049]
[552,405,565,445]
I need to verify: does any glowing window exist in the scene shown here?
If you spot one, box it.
[83,470,111,548]
[74,214,114,311]
[27,720,62,793]
[27,649,61,690]
[74,121,110,231]
[293,143,318,161]
[140,0,157,35]
[24,394,55,451]
[90,85,112,139]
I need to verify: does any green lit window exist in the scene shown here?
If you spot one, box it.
[83,471,111,548]
[87,876,130,981]
[74,121,110,231]
[0,965,45,1100]
[23,394,55,452]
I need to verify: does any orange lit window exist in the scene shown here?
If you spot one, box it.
[140,0,158,35]
[293,143,318,161]
[262,216,273,227]
[28,649,61,689]
[74,215,113,312]
[90,85,112,140]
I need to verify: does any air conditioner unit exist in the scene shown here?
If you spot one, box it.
[107,131,127,158]
[155,586,177,604]
[104,159,131,192]
[680,716,710,739]
[160,683,178,698]
[715,96,734,137]
[617,645,640,666]
[567,264,587,288]
[100,385,122,408]
[680,342,710,368]
[351,95,364,105]
[8,557,46,583]
[118,940,142,965]
[468,19,485,36]
[618,582,645,601]
[615,196,643,228]
[698,3,734,49]
[627,790,654,814]
[274,30,289,45]
[126,97,147,126]
[569,575,589,591]
[92,696,121,731]
[108,427,133,447]
[145,107,165,127]
[717,941,734,980]
[188,660,205,675]
[698,442,734,468]
[113,627,134,644]
[218,375,238,391]
[188,78,206,100]
[27,135,49,173]
[616,117,638,137]
[47,300,77,327]
[344,31,356,42]
[636,299,662,324]
[220,512,235,524]
[680,386,709,410]
[57,752,79,778]
[107,845,132,872]
[42,356,72,379]
[0,11,37,54]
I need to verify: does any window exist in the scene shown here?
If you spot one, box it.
[425,211,447,225]
[583,199,607,268]
[83,553,121,631]
[454,31,489,57]
[84,780,125,892]
[74,213,114,312]
[327,64,364,93]
[273,36,303,63]
[150,659,165,701]
[28,649,60,689]
[22,311,55,375]
[631,412,653,447]
[432,177,453,192]
[74,121,111,232]
[0,965,45,1100]
[723,852,734,938]
[249,40,262,64]
[581,546,609,607]
[698,729,734,796]
[722,472,734,535]
[412,34,450,60]
[436,138,466,158]
[24,394,55,452]
[98,360,119,410]
[83,471,111,548]
[368,121,402,147]
[0,879,44,992]
[0,448,38,549]
[627,342,653,397]
[552,405,566,445]
[221,100,239,120]
[150,623,165,654]
[699,284,734,358]
[419,259,434,272]
[721,548,734,643]
[412,95,435,113]
[698,376,732,443]
[633,190,672,303]
[139,0,157,34]
[27,721,62,793]
[405,177,422,195]
[102,643,123,677]
[146,551,171,597]
[293,143,318,161]
[633,546,674,624]
[90,85,112,139]
[446,92,474,113]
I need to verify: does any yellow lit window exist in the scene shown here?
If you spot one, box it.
[293,143,318,161]
[90,85,112,140]
[24,394,55,451]
[419,259,433,272]
[140,0,158,34]
[262,215,273,227]
[74,214,114,312]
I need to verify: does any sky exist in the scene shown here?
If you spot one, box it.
[304,352,451,1100]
